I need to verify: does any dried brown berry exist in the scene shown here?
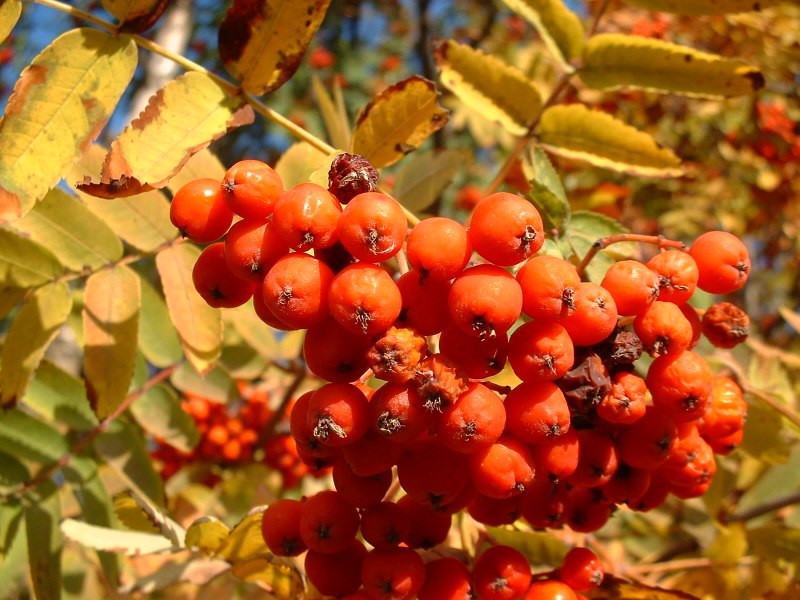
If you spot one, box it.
[328,153,380,204]
[702,302,750,349]
[368,327,429,383]
[594,327,643,371]
[413,354,470,413]
[556,351,612,428]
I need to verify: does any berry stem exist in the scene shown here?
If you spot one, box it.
[576,234,686,279]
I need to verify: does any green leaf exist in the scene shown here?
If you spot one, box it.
[12,188,123,272]
[0,228,64,288]
[351,75,449,168]
[625,0,783,15]
[224,301,285,360]
[0,408,69,464]
[274,142,330,189]
[25,481,63,600]
[170,362,237,405]
[311,74,351,151]
[434,39,541,136]
[0,0,21,44]
[0,501,28,597]
[83,265,140,419]
[580,33,764,98]
[219,0,333,95]
[60,520,174,556]
[563,210,631,282]
[81,72,254,196]
[538,104,683,177]
[130,383,199,453]
[501,0,584,68]
[749,524,800,571]
[522,145,570,233]
[219,333,268,380]
[23,361,97,432]
[94,419,164,506]
[0,281,72,407]
[487,526,569,566]
[392,149,471,213]
[741,394,792,464]
[156,243,222,374]
[0,450,29,494]
[0,28,137,222]
[138,275,183,368]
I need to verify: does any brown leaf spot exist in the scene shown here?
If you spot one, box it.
[0,189,22,223]
[3,64,48,119]
[218,0,266,66]
[118,0,171,34]
[355,75,438,127]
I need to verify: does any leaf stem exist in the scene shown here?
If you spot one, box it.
[575,233,686,279]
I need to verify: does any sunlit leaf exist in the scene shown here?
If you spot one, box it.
[185,517,231,555]
[274,142,330,189]
[0,281,72,407]
[113,490,185,546]
[580,34,764,98]
[12,188,122,272]
[83,265,140,419]
[138,275,183,368]
[563,210,632,282]
[170,362,237,405]
[0,0,21,44]
[0,408,68,464]
[216,509,268,563]
[311,74,351,151]
[60,520,175,556]
[0,228,63,288]
[741,394,792,464]
[224,301,285,360]
[231,555,305,598]
[156,242,222,374]
[219,0,333,95]
[393,149,470,213]
[625,0,783,15]
[25,481,63,600]
[501,0,584,67]
[539,104,683,177]
[351,75,449,168]
[434,39,540,136]
[0,28,137,222]
[130,383,199,453]
[522,144,570,233]
[101,0,170,32]
[80,72,253,197]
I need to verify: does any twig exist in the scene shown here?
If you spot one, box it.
[723,490,800,524]
[575,234,685,279]
[3,364,180,499]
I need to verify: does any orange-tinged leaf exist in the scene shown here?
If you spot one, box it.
[433,39,541,136]
[83,265,141,419]
[156,243,222,374]
[219,0,333,95]
[0,28,137,222]
[351,76,449,168]
[81,72,254,196]
[0,0,21,44]
[101,0,171,32]
[0,282,72,407]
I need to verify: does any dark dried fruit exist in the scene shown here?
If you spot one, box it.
[413,354,470,413]
[702,302,749,348]
[328,153,379,204]
[368,327,429,383]
[594,328,643,371]
[556,351,612,427]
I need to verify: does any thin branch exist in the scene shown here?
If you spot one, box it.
[576,234,686,279]
[723,490,800,524]
[3,364,180,499]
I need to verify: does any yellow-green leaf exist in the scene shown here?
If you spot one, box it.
[166,148,227,196]
[0,228,64,288]
[171,362,237,405]
[185,517,231,555]
[538,104,683,177]
[0,409,69,463]
[83,265,141,419]
[434,39,540,136]
[625,0,783,15]
[230,556,304,599]
[86,72,253,195]
[24,361,98,432]
[501,0,584,67]
[130,383,199,453]
[114,492,161,535]
[522,145,571,232]
[351,75,449,168]
[12,188,123,272]
[219,0,333,95]
[138,275,183,368]
[274,142,330,189]
[0,28,137,222]
[392,149,471,213]
[0,281,72,407]
[25,482,63,600]
[216,510,268,563]
[0,0,21,44]
[101,0,170,32]
[580,33,764,98]
[156,243,222,374]
[113,490,185,545]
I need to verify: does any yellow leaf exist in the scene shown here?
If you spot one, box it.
[351,75,449,168]
[0,0,21,44]
[538,104,683,177]
[83,265,141,419]
[216,510,268,563]
[185,517,231,555]
[219,0,333,95]
[584,574,701,599]
[501,0,584,67]
[0,28,137,222]
[434,39,540,137]
[0,282,72,407]
[231,556,304,599]
[625,0,783,15]
[101,0,170,32]
[580,34,764,98]
[311,74,351,151]
[156,243,222,374]
[12,188,123,272]
[72,145,177,252]
[83,72,253,195]
[113,493,161,535]
[274,142,330,189]
[0,228,63,288]
[167,148,227,196]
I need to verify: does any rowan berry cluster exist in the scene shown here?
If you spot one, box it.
[170,152,751,598]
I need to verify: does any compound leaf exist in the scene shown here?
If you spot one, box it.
[434,39,540,136]
[580,33,764,98]
[0,28,137,222]
[501,0,584,67]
